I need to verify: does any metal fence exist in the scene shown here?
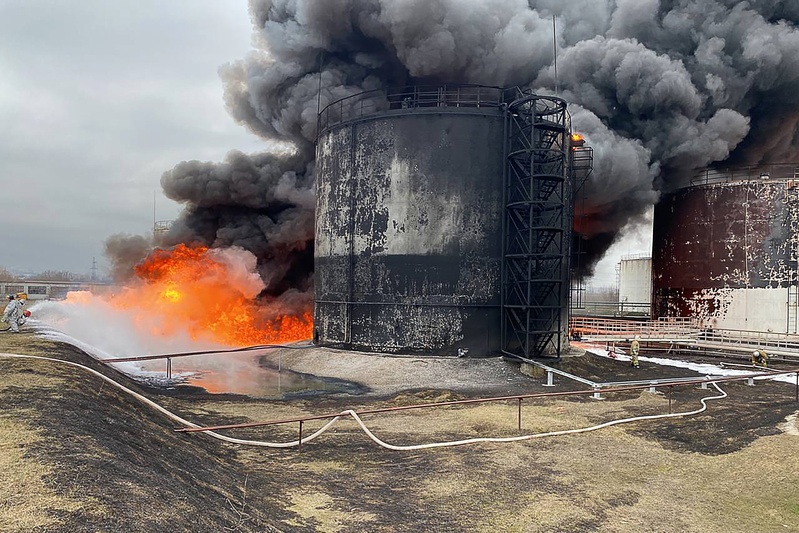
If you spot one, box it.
[573,301,650,317]
[690,164,799,188]
[570,316,799,357]
[176,368,799,450]
[569,316,699,339]
[317,84,506,134]
[692,328,799,355]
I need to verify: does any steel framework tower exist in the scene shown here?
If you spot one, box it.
[502,90,571,359]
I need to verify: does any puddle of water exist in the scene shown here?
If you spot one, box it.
[181,365,334,397]
[134,352,359,398]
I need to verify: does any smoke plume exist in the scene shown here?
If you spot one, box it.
[104,233,153,283]
[109,0,799,290]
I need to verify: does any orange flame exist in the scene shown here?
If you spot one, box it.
[108,244,312,346]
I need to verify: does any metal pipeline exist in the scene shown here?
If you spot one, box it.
[101,341,314,363]
[1,351,788,452]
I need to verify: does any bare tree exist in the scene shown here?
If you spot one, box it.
[585,285,618,303]
[0,267,15,282]
[32,270,87,282]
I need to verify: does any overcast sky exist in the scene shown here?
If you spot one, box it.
[0,0,647,284]
[0,0,265,276]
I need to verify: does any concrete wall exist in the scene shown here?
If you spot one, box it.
[315,108,505,355]
[1,281,109,301]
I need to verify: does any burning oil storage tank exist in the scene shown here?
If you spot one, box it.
[314,85,580,356]
[653,165,799,333]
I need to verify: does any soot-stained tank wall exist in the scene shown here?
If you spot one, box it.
[315,108,505,355]
[653,179,799,331]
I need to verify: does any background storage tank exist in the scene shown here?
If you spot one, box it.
[314,85,579,356]
[652,165,799,333]
[617,255,652,317]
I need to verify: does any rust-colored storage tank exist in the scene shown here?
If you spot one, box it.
[652,165,799,333]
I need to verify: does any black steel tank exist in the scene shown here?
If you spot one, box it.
[314,85,506,355]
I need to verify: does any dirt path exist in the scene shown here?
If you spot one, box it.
[2,329,799,532]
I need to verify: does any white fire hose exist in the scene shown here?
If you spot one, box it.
[0,352,728,451]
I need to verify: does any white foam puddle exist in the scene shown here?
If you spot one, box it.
[26,295,321,396]
[580,343,798,385]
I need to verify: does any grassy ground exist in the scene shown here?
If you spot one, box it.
[2,329,799,532]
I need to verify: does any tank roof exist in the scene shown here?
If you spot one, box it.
[689,164,799,189]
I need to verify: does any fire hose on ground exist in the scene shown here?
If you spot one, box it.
[0,351,738,451]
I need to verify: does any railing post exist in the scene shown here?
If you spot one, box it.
[668,386,673,414]
[298,420,303,452]
[544,371,555,387]
[166,358,172,379]
[517,398,522,431]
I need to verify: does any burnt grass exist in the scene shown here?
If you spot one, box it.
[3,333,799,532]
[552,352,798,455]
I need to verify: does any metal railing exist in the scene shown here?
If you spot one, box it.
[573,301,651,317]
[570,316,699,339]
[690,164,799,188]
[317,84,506,134]
[620,253,651,262]
[102,342,314,379]
[571,318,799,357]
[689,328,799,355]
[176,368,799,450]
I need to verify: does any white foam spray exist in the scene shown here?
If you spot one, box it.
[28,295,281,394]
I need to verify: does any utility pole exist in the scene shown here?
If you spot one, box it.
[553,15,559,96]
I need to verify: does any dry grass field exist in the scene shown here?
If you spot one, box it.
[2,329,799,532]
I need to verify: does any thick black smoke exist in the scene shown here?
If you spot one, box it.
[104,233,153,282]
[108,0,799,290]
[160,150,314,294]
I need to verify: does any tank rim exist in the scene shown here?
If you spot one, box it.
[688,163,799,189]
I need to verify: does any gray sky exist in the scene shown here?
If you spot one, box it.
[0,0,265,276]
[0,0,649,284]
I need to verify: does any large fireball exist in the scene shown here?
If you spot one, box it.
[108,244,312,346]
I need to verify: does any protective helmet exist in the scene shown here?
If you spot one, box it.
[753,350,760,356]
[7,295,13,300]
[22,310,31,318]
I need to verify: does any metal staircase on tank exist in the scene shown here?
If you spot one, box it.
[568,135,594,312]
[502,89,571,359]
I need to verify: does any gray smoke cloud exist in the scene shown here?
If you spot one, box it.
[104,233,154,283]
[218,0,798,275]
[160,149,315,299]
[108,0,799,292]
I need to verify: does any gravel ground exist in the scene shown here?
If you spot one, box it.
[261,345,545,397]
